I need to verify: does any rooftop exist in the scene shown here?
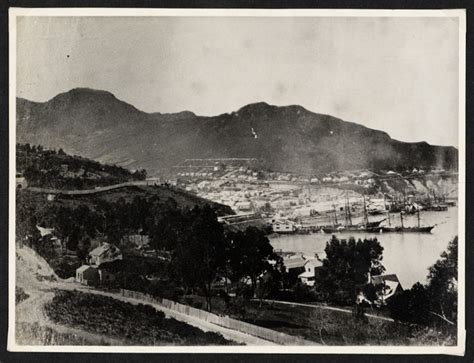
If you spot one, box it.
[89,242,120,257]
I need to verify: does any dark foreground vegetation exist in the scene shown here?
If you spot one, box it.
[17,143,146,190]
[387,237,458,333]
[45,290,237,345]
[16,186,232,279]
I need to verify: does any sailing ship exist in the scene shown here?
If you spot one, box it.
[321,196,385,233]
[373,210,435,233]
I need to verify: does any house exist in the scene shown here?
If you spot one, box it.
[36,225,62,249]
[88,243,123,266]
[16,175,28,189]
[370,273,403,305]
[235,201,253,212]
[272,220,296,234]
[76,265,99,285]
[298,258,323,286]
[283,255,306,275]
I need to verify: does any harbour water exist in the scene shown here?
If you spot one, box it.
[270,207,459,289]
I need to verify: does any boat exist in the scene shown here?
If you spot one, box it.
[423,204,448,212]
[368,209,386,216]
[374,211,435,233]
[320,196,386,233]
[375,225,435,233]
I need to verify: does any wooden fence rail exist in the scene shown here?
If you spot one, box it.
[120,289,314,346]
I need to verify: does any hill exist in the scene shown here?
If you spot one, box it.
[16,143,146,190]
[17,88,458,176]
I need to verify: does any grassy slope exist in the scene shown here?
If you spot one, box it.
[19,184,234,216]
[180,295,455,346]
[16,143,144,190]
[45,290,236,346]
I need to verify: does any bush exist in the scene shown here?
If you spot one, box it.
[45,290,236,345]
[388,283,431,325]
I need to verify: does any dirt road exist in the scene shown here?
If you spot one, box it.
[14,246,276,346]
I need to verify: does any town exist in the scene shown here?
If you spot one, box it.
[14,145,459,346]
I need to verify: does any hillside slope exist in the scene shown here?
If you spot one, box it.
[17,88,458,176]
[17,143,146,190]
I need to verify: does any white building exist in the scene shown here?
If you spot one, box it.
[272,220,296,233]
[298,259,323,286]
[235,201,253,212]
[88,243,123,266]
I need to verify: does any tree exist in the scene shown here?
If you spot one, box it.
[77,237,91,263]
[170,206,228,312]
[388,237,458,328]
[315,236,385,305]
[227,227,282,295]
[387,282,431,325]
[148,209,185,251]
[426,236,457,326]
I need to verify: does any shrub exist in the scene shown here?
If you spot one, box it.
[45,290,236,345]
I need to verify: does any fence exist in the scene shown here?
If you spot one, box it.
[121,289,313,345]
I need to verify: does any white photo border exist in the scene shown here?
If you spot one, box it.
[7,7,467,355]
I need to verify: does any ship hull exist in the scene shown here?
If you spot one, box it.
[373,226,435,233]
[321,225,434,234]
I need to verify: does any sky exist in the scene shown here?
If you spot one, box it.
[16,15,460,146]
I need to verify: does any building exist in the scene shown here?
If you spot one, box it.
[76,265,99,285]
[370,273,403,305]
[298,259,323,286]
[16,175,28,189]
[235,201,253,212]
[76,265,115,285]
[36,225,62,249]
[88,243,123,266]
[272,220,296,233]
[283,255,306,275]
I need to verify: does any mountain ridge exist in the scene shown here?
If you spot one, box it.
[16,88,458,176]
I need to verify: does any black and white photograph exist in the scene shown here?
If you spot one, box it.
[8,8,466,354]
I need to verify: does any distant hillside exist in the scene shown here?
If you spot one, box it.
[17,143,146,190]
[17,88,458,176]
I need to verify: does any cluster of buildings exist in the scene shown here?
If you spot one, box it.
[75,242,123,286]
[281,252,403,305]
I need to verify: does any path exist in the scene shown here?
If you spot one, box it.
[255,299,395,322]
[15,247,276,346]
[27,180,156,196]
[55,282,277,346]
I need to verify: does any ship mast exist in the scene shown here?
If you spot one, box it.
[333,204,338,226]
[348,198,353,226]
[345,195,353,227]
[363,194,369,227]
